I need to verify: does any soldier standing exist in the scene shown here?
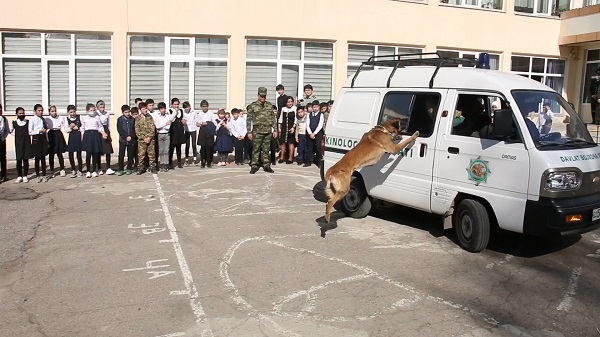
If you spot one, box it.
[135,102,158,175]
[247,87,278,174]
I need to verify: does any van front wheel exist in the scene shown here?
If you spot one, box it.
[340,177,372,219]
[454,199,490,253]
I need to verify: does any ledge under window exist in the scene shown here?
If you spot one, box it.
[439,2,506,13]
[514,11,562,19]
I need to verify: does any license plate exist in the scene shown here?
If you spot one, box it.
[593,208,600,222]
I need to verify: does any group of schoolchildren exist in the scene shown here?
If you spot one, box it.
[0,83,332,183]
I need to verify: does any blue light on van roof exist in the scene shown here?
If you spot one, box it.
[476,53,490,69]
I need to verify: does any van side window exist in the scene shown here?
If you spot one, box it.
[452,94,492,138]
[379,92,441,138]
[452,94,522,143]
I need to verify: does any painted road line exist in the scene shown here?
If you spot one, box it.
[557,266,582,311]
[153,174,214,336]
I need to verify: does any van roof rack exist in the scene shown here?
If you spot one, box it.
[350,52,479,89]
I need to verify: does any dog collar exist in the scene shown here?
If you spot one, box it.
[373,125,396,140]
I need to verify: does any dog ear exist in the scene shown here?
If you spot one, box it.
[391,119,401,131]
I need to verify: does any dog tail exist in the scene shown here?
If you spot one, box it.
[324,170,337,199]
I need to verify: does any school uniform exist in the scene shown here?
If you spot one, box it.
[168,108,185,168]
[214,119,233,164]
[81,114,104,173]
[64,115,83,174]
[45,115,67,173]
[12,119,32,179]
[98,111,114,156]
[230,116,247,165]
[117,115,137,172]
[0,115,9,180]
[305,110,324,167]
[278,106,297,144]
[154,113,171,167]
[183,109,198,163]
[295,114,308,165]
[29,115,49,177]
[196,111,215,167]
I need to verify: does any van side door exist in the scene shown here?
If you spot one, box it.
[362,90,447,212]
[433,90,530,232]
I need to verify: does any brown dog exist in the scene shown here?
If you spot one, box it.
[324,118,419,223]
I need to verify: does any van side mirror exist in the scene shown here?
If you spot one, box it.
[492,108,513,138]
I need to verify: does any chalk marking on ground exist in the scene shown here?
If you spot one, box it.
[557,266,582,311]
[486,255,514,269]
[170,290,191,296]
[155,333,186,337]
[591,234,600,244]
[153,174,214,336]
[213,210,323,218]
[587,249,600,258]
[220,233,500,330]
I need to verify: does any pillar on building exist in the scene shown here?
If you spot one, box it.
[229,34,246,109]
[333,39,349,98]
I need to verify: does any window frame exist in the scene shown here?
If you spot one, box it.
[510,54,565,116]
[441,0,504,10]
[0,31,113,114]
[513,0,569,16]
[128,35,229,110]
[581,49,600,105]
[436,49,502,70]
[244,39,334,104]
[347,44,423,78]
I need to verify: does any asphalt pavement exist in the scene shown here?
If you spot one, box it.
[0,161,599,337]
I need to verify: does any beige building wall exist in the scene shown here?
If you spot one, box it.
[0,0,567,156]
[558,4,600,123]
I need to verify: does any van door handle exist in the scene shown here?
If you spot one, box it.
[420,143,427,157]
[448,147,459,154]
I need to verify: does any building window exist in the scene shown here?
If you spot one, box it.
[441,0,503,10]
[436,49,501,70]
[128,36,228,110]
[0,32,112,114]
[514,0,570,15]
[582,49,600,105]
[511,55,565,113]
[245,39,333,105]
[347,44,422,78]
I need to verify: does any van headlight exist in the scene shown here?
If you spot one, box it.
[544,171,581,191]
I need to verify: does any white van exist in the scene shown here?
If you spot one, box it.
[321,52,600,253]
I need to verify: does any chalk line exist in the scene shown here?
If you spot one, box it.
[153,174,213,336]
[486,254,514,269]
[220,233,500,330]
[155,333,185,337]
[557,266,582,311]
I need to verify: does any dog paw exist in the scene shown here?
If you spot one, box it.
[413,131,420,138]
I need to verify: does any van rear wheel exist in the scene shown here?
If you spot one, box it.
[340,177,372,219]
[454,199,490,253]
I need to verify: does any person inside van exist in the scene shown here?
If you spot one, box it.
[452,95,491,138]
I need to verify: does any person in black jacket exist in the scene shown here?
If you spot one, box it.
[591,66,600,124]
[117,105,137,175]
[276,84,289,117]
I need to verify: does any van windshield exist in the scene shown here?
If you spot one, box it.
[511,90,596,150]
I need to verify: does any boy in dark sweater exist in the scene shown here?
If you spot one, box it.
[117,105,137,175]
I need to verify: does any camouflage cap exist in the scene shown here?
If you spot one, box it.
[258,87,268,96]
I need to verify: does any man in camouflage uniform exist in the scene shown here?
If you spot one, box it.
[135,102,158,174]
[247,87,278,174]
